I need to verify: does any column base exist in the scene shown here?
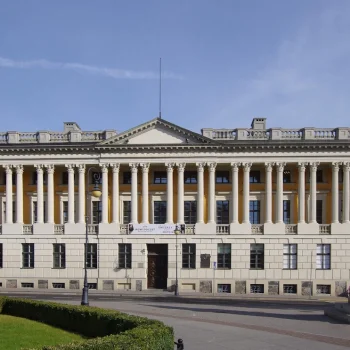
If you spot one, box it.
[297,223,319,234]
[264,223,285,235]
[99,223,120,234]
[2,223,23,234]
[331,223,350,234]
[230,223,251,234]
[64,223,85,235]
[195,223,216,235]
[33,223,54,234]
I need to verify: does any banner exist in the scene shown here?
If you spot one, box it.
[128,224,185,235]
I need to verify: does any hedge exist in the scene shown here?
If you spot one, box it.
[0,297,174,350]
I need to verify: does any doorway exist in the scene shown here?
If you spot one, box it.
[147,244,168,289]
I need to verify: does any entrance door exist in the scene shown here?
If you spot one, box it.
[147,244,168,289]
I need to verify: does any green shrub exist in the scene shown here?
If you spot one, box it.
[0,297,174,350]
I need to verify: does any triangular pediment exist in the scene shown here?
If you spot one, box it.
[99,118,215,146]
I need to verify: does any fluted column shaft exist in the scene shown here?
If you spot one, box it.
[208,163,217,224]
[343,163,350,223]
[35,165,44,224]
[101,164,109,224]
[111,164,120,224]
[15,165,23,224]
[265,163,273,224]
[166,163,174,224]
[140,163,150,224]
[242,163,252,224]
[4,165,13,224]
[177,163,185,224]
[47,165,55,224]
[66,165,75,224]
[196,163,205,223]
[231,163,239,224]
[309,162,319,224]
[332,162,340,224]
[298,163,306,223]
[130,163,138,224]
[276,162,285,223]
[78,165,85,224]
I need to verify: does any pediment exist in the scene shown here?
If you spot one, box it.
[99,118,214,146]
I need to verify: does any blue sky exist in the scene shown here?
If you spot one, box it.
[0,0,349,134]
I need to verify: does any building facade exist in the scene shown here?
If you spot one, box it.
[0,117,349,296]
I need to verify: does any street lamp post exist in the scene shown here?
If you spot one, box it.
[174,224,180,296]
[81,168,102,306]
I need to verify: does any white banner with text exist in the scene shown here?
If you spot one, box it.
[128,224,185,235]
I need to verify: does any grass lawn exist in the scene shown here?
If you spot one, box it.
[0,314,85,349]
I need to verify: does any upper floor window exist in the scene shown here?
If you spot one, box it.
[154,201,167,224]
[217,243,231,269]
[250,243,264,269]
[92,201,102,224]
[123,172,131,184]
[184,201,197,224]
[249,200,260,224]
[316,244,330,270]
[283,200,291,224]
[61,172,68,185]
[123,201,131,224]
[216,171,229,184]
[250,170,260,183]
[216,200,229,224]
[184,171,197,184]
[316,169,323,183]
[316,200,323,224]
[283,170,291,183]
[154,171,167,184]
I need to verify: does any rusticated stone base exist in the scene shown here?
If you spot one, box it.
[335,281,347,296]
[6,279,17,288]
[235,281,246,294]
[38,280,48,289]
[268,281,279,295]
[69,280,80,290]
[200,280,212,293]
[302,281,313,296]
[103,280,114,291]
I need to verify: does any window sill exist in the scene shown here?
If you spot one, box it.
[216,268,232,270]
[21,267,34,269]
[315,268,331,270]
[249,268,265,270]
[282,268,297,270]
[181,268,196,270]
[52,267,66,270]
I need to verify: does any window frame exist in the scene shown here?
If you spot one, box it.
[153,171,167,184]
[249,200,261,224]
[184,201,197,224]
[85,243,98,269]
[22,243,35,269]
[123,201,131,224]
[250,243,264,270]
[118,243,132,269]
[53,243,66,269]
[216,200,229,224]
[283,200,291,224]
[123,172,131,184]
[215,171,230,184]
[283,244,297,270]
[0,243,2,268]
[249,170,261,183]
[184,171,197,184]
[154,201,167,224]
[217,243,231,269]
[92,201,102,224]
[182,243,196,269]
[316,244,331,270]
[283,170,292,183]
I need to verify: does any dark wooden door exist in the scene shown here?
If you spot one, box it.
[147,244,168,289]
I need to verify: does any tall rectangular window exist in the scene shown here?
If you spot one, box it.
[184,201,197,224]
[283,200,291,224]
[217,243,231,269]
[316,200,323,224]
[92,201,102,224]
[249,200,260,224]
[216,200,229,224]
[283,170,291,183]
[316,169,323,183]
[61,171,68,185]
[53,244,66,269]
[154,201,167,224]
[182,244,196,269]
[283,244,297,269]
[184,171,197,184]
[216,171,229,184]
[85,243,97,269]
[123,201,131,224]
[22,243,34,268]
[154,171,167,184]
[250,170,260,183]
[118,243,132,269]
[123,172,131,184]
[250,244,264,269]
[63,201,68,224]
[316,244,331,270]
[0,243,2,268]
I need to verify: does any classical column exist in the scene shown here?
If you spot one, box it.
[15,165,24,224]
[35,164,44,224]
[196,163,205,223]
[3,165,13,224]
[166,163,175,224]
[242,163,252,224]
[298,163,306,223]
[332,162,340,224]
[78,165,85,224]
[264,163,273,224]
[130,163,138,224]
[207,162,217,224]
[66,164,75,224]
[231,163,239,224]
[276,162,286,224]
[111,164,120,224]
[46,165,55,224]
[177,163,185,224]
[309,162,319,224]
[101,164,109,224]
[343,162,350,223]
[140,163,150,224]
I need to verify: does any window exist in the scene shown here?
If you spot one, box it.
[250,170,260,183]
[283,284,297,294]
[21,283,34,288]
[216,200,229,224]
[217,243,231,269]
[61,172,68,185]
[184,201,197,224]
[53,283,65,289]
[283,200,291,224]
[316,244,331,269]
[123,201,131,224]
[316,169,323,183]
[250,284,264,293]
[119,243,131,269]
[53,244,66,269]
[182,244,196,269]
[184,171,197,184]
[92,201,102,224]
[218,284,231,293]
[317,284,331,294]
[283,170,291,183]
[154,201,166,224]
[154,171,167,184]
[22,243,34,268]
[283,244,297,269]
[250,244,264,269]
[88,283,97,290]
[316,200,323,224]
[123,172,131,184]
[249,200,260,224]
[63,201,68,224]
[85,243,97,269]
[216,171,229,184]
[0,243,2,268]
[33,201,47,223]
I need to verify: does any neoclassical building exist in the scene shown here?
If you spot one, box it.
[0,117,349,296]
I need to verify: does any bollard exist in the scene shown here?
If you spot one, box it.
[174,338,184,350]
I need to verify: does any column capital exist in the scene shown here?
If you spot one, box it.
[100,163,109,173]
[3,165,12,174]
[46,164,55,174]
[176,163,186,171]
[110,163,120,173]
[332,162,341,171]
[275,162,286,172]
[309,162,320,171]
[264,162,274,172]
[242,162,252,172]
[77,164,85,174]
[14,165,24,174]
[298,162,307,171]
[65,164,75,173]
[207,162,217,172]
[343,162,350,171]
[196,162,205,172]
[231,162,239,171]
[140,163,150,173]
[129,163,139,173]
[34,164,45,174]
[165,163,175,172]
